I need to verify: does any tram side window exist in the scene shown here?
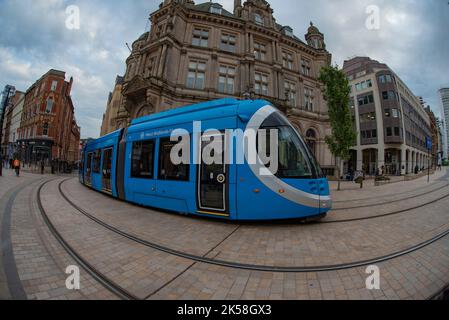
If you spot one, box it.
[131,141,155,179]
[86,153,93,175]
[158,138,189,181]
[93,150,101,174]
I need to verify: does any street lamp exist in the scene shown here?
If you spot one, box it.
[0,86,14,177]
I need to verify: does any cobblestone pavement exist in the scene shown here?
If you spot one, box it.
[1,168,448,300]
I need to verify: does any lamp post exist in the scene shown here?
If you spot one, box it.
[426,136,432,183]
[0,86,13,177]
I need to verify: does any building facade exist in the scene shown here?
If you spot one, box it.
[101,0,337,174]
[1,85,16,159]
[100,75,125,136]
[436,118,445,164]
[439,88,449,160]
[425,106,440,168]
[343,57,432,176]
[17,69,80,167]
[3,91,25,162]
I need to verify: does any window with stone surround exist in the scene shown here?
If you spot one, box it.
[218,65,235,94]
[306,129,317,156]
[192,28,209,48]
[45,98,54,113]
[145,56,156,78]
[254,42,266,61]
[255,72,269,96]
[186,60,206,90]
[254,13,264,26]
[51,80,58,91]
[284,80,297,107]
[282,51,294,70]
[43,122,49,136]
[303,87,314,111]
[220,33,236,53]
[301,58,311,76]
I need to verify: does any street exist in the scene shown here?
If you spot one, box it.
[0,168,448,300]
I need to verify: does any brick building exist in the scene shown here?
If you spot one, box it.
[17,69,80,168]
[101,0,337,175]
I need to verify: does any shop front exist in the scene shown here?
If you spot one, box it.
[17,138,54,165]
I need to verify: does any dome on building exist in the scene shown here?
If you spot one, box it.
[307,21,321,34]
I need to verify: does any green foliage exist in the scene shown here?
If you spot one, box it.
[319,65,357,161]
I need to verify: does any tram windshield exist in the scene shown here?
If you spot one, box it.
[260,112,323,179]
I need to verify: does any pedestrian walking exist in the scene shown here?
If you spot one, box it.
[13,158,20,177]
[40,160,45,175]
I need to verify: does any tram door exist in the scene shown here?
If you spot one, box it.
[102,148,113,193]
[197,133,229,216]
[79,151,84,184]
[85,152,93,186]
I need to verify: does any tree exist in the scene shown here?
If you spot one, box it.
[319,65,357,191]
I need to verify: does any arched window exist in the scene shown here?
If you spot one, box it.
[43,123,49,136]
[254,13,264,26]
[306,129,317,156]
[136,105,153,119]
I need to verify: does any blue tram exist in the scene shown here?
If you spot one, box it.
[80,99,332,221]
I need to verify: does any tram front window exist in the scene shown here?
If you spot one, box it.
[277,126,312,178]
[261,112,319,179]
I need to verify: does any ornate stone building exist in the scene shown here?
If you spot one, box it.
[100,75,125,136]
[102,0,336,174]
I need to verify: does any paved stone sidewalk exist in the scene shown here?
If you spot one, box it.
[40,179,198,299]
[1,172,117,300]
[0,171,43,299]
[331,168,448,202]
[149,237,449,300]
[1,170,449,300]
[62,177,449,268]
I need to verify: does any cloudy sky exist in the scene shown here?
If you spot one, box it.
[1,0,448,138]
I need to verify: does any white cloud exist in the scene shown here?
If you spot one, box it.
[1,0,448,138]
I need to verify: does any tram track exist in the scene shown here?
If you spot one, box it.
[36,180,138,300]
[32,177,449,301]
[322,190,449,223]
[45,178,449,276]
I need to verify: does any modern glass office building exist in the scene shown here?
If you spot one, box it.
[439,88,449,160]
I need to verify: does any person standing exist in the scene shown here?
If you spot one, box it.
[13,158,20,177]
[40,160,45,175]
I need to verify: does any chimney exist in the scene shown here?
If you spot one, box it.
[66,77,73,96]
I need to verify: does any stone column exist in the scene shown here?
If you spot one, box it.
[357,149,363,171]
[157,44,166,78]
[210,53,218,92]
[401,146,406,175]
[249,33,254,54]
[378,146,385,172]
[271,41,276,63]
